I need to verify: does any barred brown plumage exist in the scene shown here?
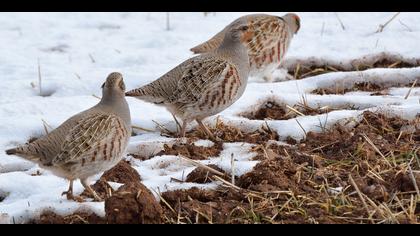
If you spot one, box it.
[126,19,253,140]
[190,13,301,82]
[5,72,131,202]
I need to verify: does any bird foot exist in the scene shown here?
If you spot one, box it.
[206,133,223,143]
[62,191,85,203]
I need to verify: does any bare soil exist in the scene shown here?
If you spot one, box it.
[157,142,223,160]
[185,164,228,184]
[81,160,142,200]
[312,81,419,96]
[242,101,359,120]
[160,111,420,224]
[30,211,106,224]
[105,183,164,224]
[288,58,419,80]
[31,111,419,224]
[184,119,279,144]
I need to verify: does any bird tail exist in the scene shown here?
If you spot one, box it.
[5,148,18,155]
[125,82,167,105]
[5,145,40,162]
[190,29,226,54]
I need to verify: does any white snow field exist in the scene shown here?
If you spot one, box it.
[0,12,419,223]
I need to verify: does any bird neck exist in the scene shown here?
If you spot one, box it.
[98,92,131,127]
[216,38,249,73]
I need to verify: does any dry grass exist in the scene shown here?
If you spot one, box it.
[288,58,419,80]
[160,111,420,224]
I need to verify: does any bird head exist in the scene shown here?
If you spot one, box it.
[225,18,254,45]
[283,13,301,34]
[101,72,126,98]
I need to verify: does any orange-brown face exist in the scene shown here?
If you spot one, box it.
[292,14,301,33]
[240,26,254,44]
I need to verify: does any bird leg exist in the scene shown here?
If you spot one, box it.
[171,113,182,134]
[81,179,102,202]
[62,180,85,202]
[62,179,74,199]
[179,120,188,138]
[196,119,221,142]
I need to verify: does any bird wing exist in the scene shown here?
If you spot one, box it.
[167,56,232,104]
[52,113,127,165]
[190,27,227,54]
[247,17,287,56]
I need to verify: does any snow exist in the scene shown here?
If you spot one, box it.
[0,12,419,223]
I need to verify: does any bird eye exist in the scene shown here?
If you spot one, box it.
[240,26,249,31]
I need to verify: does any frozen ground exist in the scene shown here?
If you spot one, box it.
[0,12,419,223]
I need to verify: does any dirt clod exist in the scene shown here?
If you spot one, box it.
[31,211,105,224]
[157,142,223,160]
[185,164,226,183]
[101,160,142,185]
[105,183,163,224]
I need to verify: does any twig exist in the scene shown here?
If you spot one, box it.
[362,133,393,168]
[231,153,235,185]
[88,53,96,63]
[334,12,346,31]
[132,125,154,132]
[74,73,81,80]
[178,155,226,177]
[376,12,401,33]
[404,79,417,99]
[295,119,307,137]
[37,58,42,96]
[293,63,301,79]
[407,164,420,196]
[41,119,52,135]
[152,120,173,135]
[92,94,101,99]
[166,12,170,31]
[348,174,375,224]
[286,105,305,117]
[398,20,412,32]
[152,188,176,214]
[212,175,241,191]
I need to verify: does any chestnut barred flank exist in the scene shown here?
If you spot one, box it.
[190,13,300,82]
[126,21,251,139]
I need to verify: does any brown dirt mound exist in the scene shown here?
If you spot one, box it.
[161,187,250,224]
[105,183,163,224]
[81,160,142,200]
[185,164,227,184]
[31,211,106,224]
[242,101,359,120]
[101,160,142,184]
[186,119,279,144]
[288,59,418,80]
[161,111,420,224]
[157,142,223,160]
[312,81,419,95]
[81,179,114,200]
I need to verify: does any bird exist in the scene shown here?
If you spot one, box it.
[126,18,253,140]
[190,13,301,82]
[5,72,131,202]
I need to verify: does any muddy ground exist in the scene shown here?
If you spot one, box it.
[287,58,420,80]
[33,110,419,224]
[312,81,419,96]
